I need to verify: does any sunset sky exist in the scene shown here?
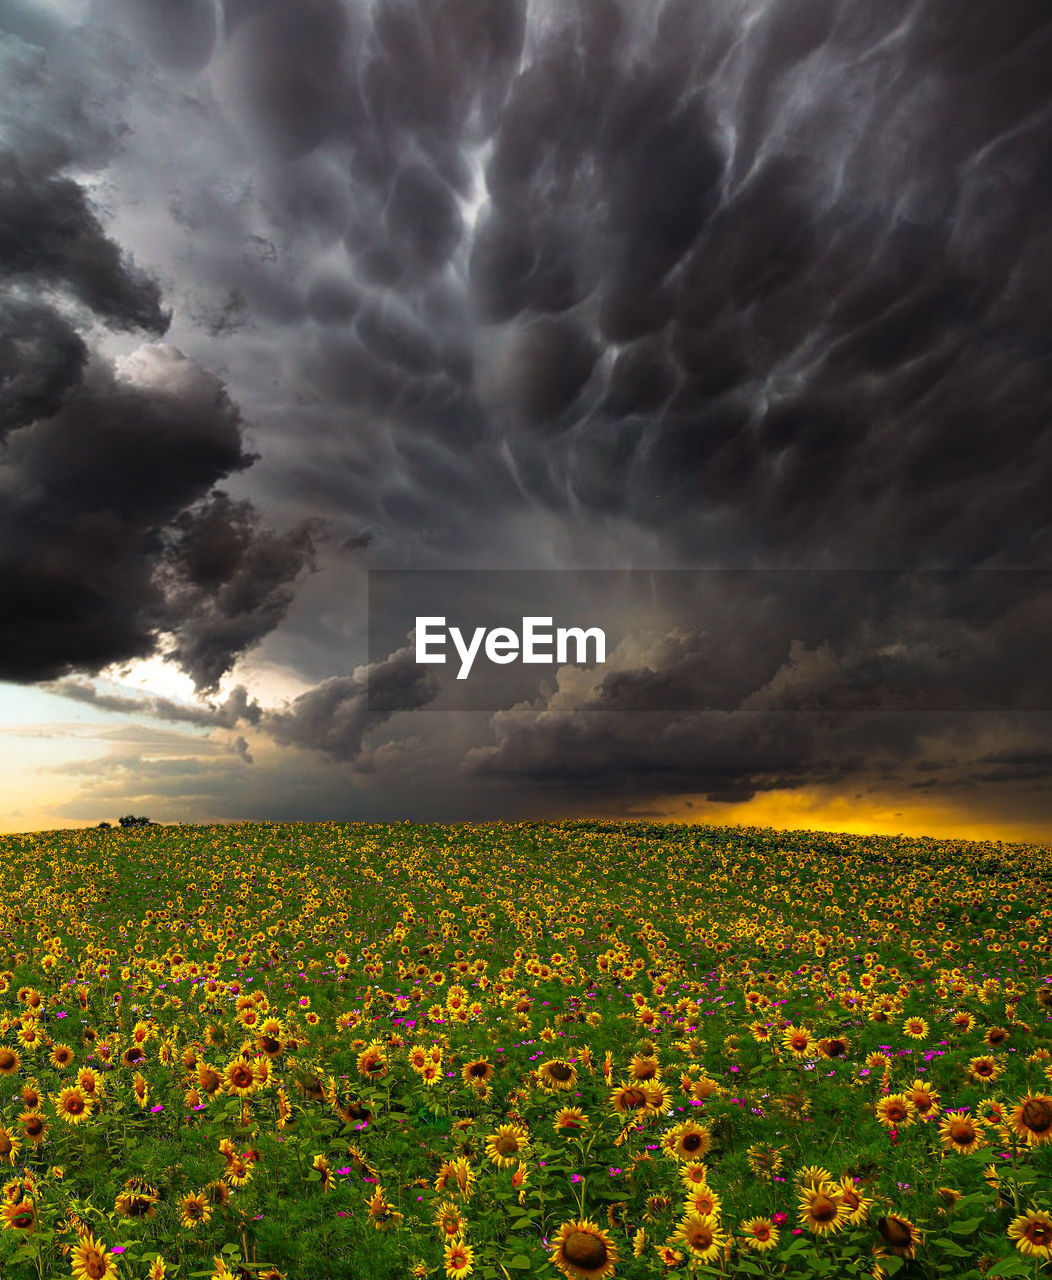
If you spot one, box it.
[1,0,1050,839]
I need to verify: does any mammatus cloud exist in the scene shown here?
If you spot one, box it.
[2,1,1050,826]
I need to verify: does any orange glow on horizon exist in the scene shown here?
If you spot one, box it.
[652,787,1052,846]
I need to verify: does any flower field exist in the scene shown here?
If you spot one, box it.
[1,820,1050,1280]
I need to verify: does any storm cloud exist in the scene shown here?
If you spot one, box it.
[2,0,1050,828]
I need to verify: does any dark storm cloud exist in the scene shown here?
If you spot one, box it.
[465,573,1052,802]
[0,350,318,687]
[0,13,319,692]
[5,0,1052,824]
[151,0,1052,575]
[47,678,262,729]
[263,642,439,762]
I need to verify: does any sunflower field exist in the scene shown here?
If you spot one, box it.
[0,820,1050,1280]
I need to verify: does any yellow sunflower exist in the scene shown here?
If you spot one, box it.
[443,1238,475,1279]
[538,1059,578,1092]
[179,1192,212,1229]
[460,1058,494,1086]
[739,1217,779,1251]
[550,1218,619,1280]
[485,1124,529,1169]
[875,1214,922,1259]
[798,1183,848,1235]
[71,1231,119,1280]
[1008,1209,1052,1260]
[662,1120,712,1162]
[938,1110,985,1155]
[0,1046,21,1076]
[554,1107,589,1133]
[434,1198,467,1241]
[673,1211,725,1262]
[55,1087,93,1126]
[0,1128,19,1167]
[875,1094,916,1128]
[1009,1092,1052,1147]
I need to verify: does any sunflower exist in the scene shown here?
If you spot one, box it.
[55,1087,93,1126]
[121,1044,146,1069]
[739,1217,779,1251]
[817,1035,850,1059]
[679,1161,710,1188]
[115,1177,159,1220]
[673,1211,725,1262]
[444,1238,475,1279]
[968,1055,1002,1084]
[936,1186,962,1210]
[683,1184,721,1218]
[797,1165,833,1190]
[434,1198,467,1241]
[875,1094,916,1128]
[197,1063,223,1096]
[538,1059,578,1092]
[1008,1209,1052,1260]
[223,1057,261,1098]
[554,1107,589,1133]
[366,1186,403,1229]
[70,1230,120,1280]
[797,1183,848,1235]
[952,1011,976,1033]
[782,1025,815,1058]
[0,1046,21,1076]
[0,1128,19,1167]
[356,1042,388,1080]
[985,1026,1010,1049]
[938,1110,985,1155]
[876,1214,922,1259]
[312,1154,333,1193]
[836,1177,872,1225]
[179,1192,212,1229]
[148,1259,168,1279]
[550,1218,619,1280]
[907,1079,940,1118]
[485,1124,529,1168]
[18,1109,47,1146]
[1,1197,36,1231]
[15,1021,44,1051]
[460,1058,494,1086]
[662,1120,712,1162]
[1009,1092,1052,1147]
[902,1017,929,1040]
[255,1019,286,1058]
[609,1082,650,1116]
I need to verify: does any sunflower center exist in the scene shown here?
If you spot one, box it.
[1026,1223,1052,1245]
[827,1041,846,1056]
[753,1224,771,1241]
[65,1098,85,1115]
[25,1118,43,1136]
[681,1133,704,1152]
[11,1206,34,1229]
[878,1217,912,1247]
[622,1088,646,1109]
[563,1229,608,1267]
[950,1122,975,1144]
[0,1050,16,1070]
[494,1134,519,1156]
[232,1067,252,1087]
[1021,1099,1052,1132]
[85,1253,107,1279]
[548,1063,573,1081]
[811,1196,838,1222]
[469,1063,488,1077]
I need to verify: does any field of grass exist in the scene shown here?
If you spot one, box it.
[0,820,1050,1280]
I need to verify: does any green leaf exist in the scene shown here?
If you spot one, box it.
[507,1255,531,1270]
[985,1259,1033,1277]
[949,1217,984,1234]
[932,1238,971,1256]
[881,1258,904,1276]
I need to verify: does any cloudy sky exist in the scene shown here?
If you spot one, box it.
[1,0,1050,839]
